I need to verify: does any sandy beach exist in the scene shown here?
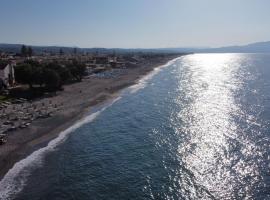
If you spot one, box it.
[0,54,181,180]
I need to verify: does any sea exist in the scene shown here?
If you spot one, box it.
[1,53,270,200]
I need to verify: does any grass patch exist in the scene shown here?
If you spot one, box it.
[0,95,10,102]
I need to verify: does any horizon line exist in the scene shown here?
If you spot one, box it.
[0,40,270,50]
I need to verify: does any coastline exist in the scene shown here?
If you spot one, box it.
[0,55,182,180]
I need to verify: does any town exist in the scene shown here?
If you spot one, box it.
[0,45,180,145]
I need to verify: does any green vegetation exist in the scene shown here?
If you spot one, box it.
[59,48,64,55]
[66,60,86,81]
[21,45,34,57]
[15,60,86,91]
[0,95,9,101]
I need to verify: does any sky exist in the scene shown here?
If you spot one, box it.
[0,0,270,48]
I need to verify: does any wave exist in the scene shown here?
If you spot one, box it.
[0,97,121,200]
[0,57,180,200]
[129,57,180,94]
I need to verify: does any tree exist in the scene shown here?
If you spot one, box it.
[67,60,86,81]
[21,45,27,57]
[59,67,72,83]
[28,46,33,57]
[20,45,33,57]
[14,63,35,88]
[24,59,40,66]
[33,67,45,87]
[15,61,45,88]
[59,48,64,55]
[43,69,61,90]
[46,62,72,85]
[73,48,77,55]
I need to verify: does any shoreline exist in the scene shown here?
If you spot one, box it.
[0,55,182,180]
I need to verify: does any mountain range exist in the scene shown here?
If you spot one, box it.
[1,41,270,54]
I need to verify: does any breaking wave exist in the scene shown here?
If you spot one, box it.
[0,97,121,200]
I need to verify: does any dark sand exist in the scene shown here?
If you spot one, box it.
[0,55,181,180]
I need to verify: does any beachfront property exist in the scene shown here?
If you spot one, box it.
[0,60,15,88]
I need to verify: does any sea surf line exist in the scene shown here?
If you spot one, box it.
[0,57,181,200]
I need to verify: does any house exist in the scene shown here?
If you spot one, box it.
[0,60,15,87]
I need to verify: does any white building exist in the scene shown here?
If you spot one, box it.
[0,61,15,87]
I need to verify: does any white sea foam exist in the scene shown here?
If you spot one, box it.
[0,57,180,200]
[0,97,121,200]
[129,57,180,94]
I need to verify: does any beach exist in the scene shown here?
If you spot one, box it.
[0,54,181,180]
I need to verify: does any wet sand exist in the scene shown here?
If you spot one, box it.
[0,55,181,180]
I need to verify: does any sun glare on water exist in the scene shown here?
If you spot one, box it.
[171,54,260,199]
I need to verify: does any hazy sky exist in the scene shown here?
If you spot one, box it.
[0,0,269,48]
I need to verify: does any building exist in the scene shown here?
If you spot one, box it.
[0,60,15,87]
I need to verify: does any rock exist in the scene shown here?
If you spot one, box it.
[19,125,27,129]
[3,121,12,125]
[0,138,7,145]
[24,123,31,126]
[10,117,19,121]
[7,126,16,132]
[22,116,30,120]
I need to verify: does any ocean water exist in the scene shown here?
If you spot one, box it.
[1,54,270,199]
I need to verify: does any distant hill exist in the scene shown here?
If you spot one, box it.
[0,44,188,55]
[198,41,270,53]
[160,41,270,53]
[1,41,270,54]
[0,44,89,54]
